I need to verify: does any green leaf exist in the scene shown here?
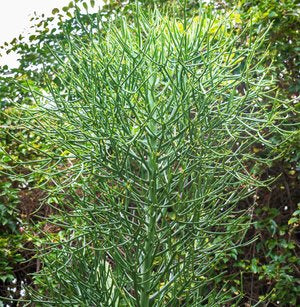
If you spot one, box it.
[82,2,88,10]
[0,274,14,283]
[288,217,299,225]
[268,11,278,18]
[251,259,259,274]
[52,8,59,14]
[2,155,11,163]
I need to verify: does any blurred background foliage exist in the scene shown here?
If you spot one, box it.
[0,0,299,305]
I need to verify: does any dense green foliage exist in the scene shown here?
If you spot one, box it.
[0,0,299,306]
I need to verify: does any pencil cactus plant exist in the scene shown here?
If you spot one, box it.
[21,6,287,306]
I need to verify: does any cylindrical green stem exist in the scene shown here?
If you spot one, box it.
[140,126,157,306]
[140,206,155,307]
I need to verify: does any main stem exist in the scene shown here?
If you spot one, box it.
[140,204,155,307]
[140,146,157,306]
[140,102,158,306]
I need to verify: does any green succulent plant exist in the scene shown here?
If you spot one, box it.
[17,5,291,306]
